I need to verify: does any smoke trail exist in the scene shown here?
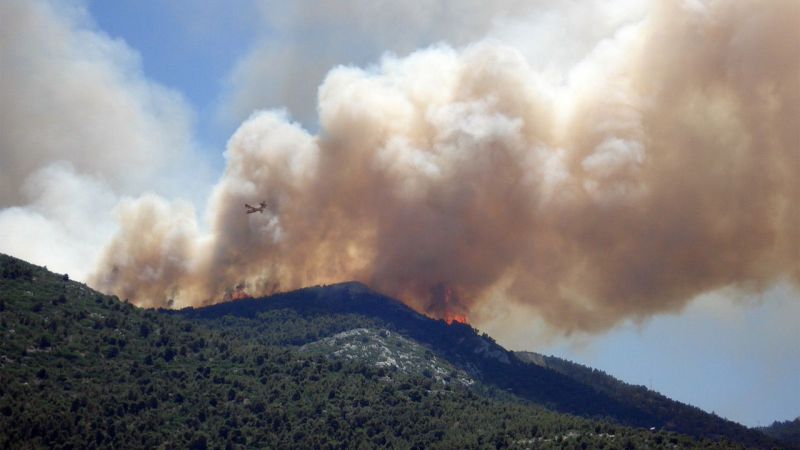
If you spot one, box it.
[91,0,799,333]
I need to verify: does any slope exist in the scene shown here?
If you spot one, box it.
[178,281,779,448]
[514,352,780,447]
[758,417,800,447]
[0,253,719,449]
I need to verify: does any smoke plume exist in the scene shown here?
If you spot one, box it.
[92,0,799,333]
[223,0,646,127]
[0,0,204,280]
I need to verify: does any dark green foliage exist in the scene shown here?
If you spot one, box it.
[515,351,780,448]
[178,282,782,449]
[1,259,33,281]
[0,254,775,449]
[759,417,800,447]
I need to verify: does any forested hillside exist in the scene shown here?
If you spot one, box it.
[179,282,780,448]
[514,352,778,447]
[0,254,774,448]
[759,417,800,447]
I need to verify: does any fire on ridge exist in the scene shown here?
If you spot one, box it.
[90,0,800,336]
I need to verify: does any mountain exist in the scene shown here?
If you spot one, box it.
[759,417,800,447]
[176,281,779,448]
[513,351,777,446]
[0,253,782,448]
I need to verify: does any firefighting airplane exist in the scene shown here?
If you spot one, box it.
[244,201,267,214]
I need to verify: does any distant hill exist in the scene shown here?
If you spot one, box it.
[514,351,775,446]
[0,253,782,448]
[758,417,800,447]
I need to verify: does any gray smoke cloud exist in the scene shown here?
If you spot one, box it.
[220,0,647,127]
[91,0,800,334]
[0,0,195,205]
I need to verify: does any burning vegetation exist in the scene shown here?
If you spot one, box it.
[431,284,470,325]
[444,313,469,326]
[224,283,253,301]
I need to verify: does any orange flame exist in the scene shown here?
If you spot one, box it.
[441,285,468,324]
[444,313,469,325]
[231,289,252,300]
[224,283,252,301]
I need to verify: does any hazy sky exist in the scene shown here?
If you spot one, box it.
[0,0,797,427]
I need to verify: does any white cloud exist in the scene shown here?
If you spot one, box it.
[219,0,650,128]
[0,0,207,279]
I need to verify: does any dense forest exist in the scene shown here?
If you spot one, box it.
[0,254,786,448]
[175,281,781,448]
[513,352,777,446]
[759,418,800,447]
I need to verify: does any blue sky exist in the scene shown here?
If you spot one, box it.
[533,285,800,426]
[1,0,797,428]
[89,0,260,161]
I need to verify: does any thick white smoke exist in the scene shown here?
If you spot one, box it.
[221,0,647,127]
[91,0,800,333]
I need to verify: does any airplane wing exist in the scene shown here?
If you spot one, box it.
[245,202,267,214]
